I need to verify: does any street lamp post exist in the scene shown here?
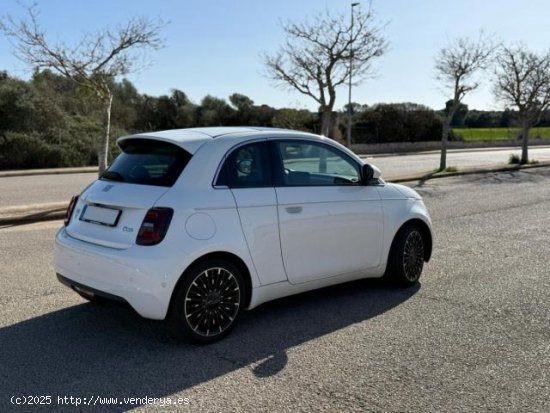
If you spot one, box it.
[347,2,359,147]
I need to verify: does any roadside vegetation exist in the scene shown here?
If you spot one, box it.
[432,166,458,173]
[454,127,550,141]
[0,70,319,170]
[509,154,539,165]
[1,69,549,170]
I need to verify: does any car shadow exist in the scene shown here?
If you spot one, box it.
[0,278,419,412]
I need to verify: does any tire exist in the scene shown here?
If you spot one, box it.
[385,224,425,287]
[168,259,245,344]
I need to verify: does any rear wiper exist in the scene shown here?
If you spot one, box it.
[101,170,125,182]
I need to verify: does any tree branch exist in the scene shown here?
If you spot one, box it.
[263,1,387,114]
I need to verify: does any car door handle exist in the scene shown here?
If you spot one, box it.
[285,206,303,214]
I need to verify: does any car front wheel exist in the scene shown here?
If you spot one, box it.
[385,224,425,286]
[169,259,245,344]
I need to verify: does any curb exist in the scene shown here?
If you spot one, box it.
[1,163,549,226]
[0,202,67,226]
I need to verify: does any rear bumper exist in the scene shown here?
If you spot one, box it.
[54,228,173,319]
[57,273,127,303]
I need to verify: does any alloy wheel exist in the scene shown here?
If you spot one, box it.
[403,230,424,282]
[184,267,241,337]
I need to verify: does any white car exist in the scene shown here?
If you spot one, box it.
[55,127,432,343]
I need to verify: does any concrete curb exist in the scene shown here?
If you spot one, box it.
[1,163,549,226]
[0,202,67,226]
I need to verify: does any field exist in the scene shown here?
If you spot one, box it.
[454,127,550,141]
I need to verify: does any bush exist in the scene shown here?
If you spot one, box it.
[272,108,315,131]
[0,132,69,170]
[349,104,446,143]
[509,154,520,164]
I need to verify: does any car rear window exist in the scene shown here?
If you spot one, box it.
[101,138,191,187]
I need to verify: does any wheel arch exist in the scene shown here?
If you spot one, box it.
[167,251,253,319]
[391,218,433,262]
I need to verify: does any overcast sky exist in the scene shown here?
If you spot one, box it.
[1,0,548,111]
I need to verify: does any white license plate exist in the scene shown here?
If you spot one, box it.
[80,205,121,227]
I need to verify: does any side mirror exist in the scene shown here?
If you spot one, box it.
[361,163,381,184]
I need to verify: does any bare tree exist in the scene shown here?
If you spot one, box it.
[0,4,164,174]
[435,33,495,170]
[494,45,550,164]
[263,3,387,138]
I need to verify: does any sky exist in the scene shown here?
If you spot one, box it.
[1,0,549,111]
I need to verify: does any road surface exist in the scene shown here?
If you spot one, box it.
[0,168,548,412]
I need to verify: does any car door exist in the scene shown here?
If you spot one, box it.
[216,140,287,285]
[273,139,383,284]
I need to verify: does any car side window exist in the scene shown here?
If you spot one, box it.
[217,142,272,188]
[275,141,361,186]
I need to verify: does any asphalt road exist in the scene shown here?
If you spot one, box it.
[2,146,550,209]
[0,168,548,412]
[0,172,95,207]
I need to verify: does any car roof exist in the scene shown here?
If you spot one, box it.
[119,127,316,154]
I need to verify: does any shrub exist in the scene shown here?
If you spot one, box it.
[0,132,68,170]
[509,154,520,164]
[349,104,446,143]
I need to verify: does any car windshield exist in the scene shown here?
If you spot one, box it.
[101,138,191,187]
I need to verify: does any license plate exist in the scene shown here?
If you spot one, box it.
[80,204,121,227]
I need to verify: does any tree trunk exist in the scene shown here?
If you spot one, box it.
[320,109,331,137]
[439,117,451,171]
[98,93,113,176]
[521,122,529,164]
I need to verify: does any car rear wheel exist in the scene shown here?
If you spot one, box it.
[385,224,425,286]
[168,259,245,344]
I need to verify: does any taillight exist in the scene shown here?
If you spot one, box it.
[136,208,173,246]
[64,195,78,226]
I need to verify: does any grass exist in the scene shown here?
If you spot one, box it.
[432,166,458,173]
[509,153,539,165]
[453,127,550,142]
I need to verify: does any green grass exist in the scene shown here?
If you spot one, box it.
[453,127,550,141]
[432,166,458,173]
